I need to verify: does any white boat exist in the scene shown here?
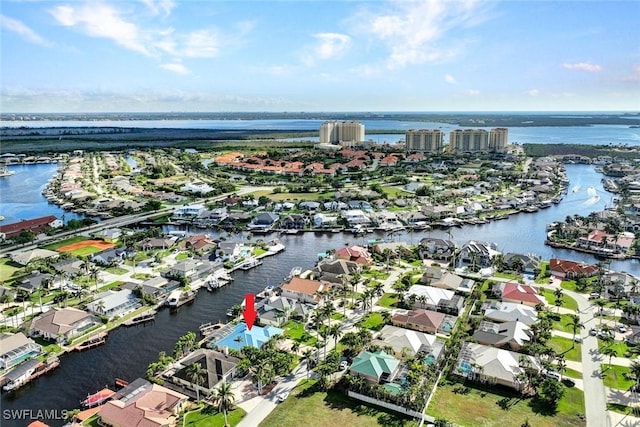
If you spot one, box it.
[0,166,15,177]
[166,290,182,308]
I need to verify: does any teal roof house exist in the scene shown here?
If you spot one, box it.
[349,350,400,385]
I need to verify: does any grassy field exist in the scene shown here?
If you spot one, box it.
[359,312,386,331]
[377,293,401,309]
[540,287,579,311]
[260,380,419,427]
[602,365,634,390]
[548,336,582,362]
[0,257,23,283]
[428,380,585,427]
[41,235,88,250]
[184,406,246,427]
[599,341,630,358]
[248,190,334,201]
[282,321,317,346]
[551,313,583,334]
[67,246,104,257]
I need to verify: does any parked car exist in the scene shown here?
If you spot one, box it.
[617,324,628,333]
[589,328,598,336]
[562,377,576,387]
[339,360,348,371]
[589,293,600,300]
[276,392,289,403]
[573,336,583,343]
[542,369,562,381]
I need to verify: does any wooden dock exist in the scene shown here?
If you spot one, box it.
[75,332,108,351]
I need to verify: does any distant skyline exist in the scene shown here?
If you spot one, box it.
[1,0,639,113]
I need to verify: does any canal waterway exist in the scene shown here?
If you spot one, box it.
[1,163,640,426]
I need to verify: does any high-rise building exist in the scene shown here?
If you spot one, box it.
[489,128,508,152]
[405,129,444,153]
[449,129,489,153]
[319,121,365,145]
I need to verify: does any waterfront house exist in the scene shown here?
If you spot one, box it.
[371,242,412,259]
[181,234,216,252]
[125,276,180,300]
[342,209,372,227]
[503,253,542,274]
[349,350,400,385]
[170,349,240,396]
[549,258,598,279]
[420,267,475,294]
[298,201,321,211]
[87,289,141,319]
[312,258,361,284]
[10,249,59,266]
[601,271,638,299]
[140,236,177,250]
[493,282,545,307]
[165,259,218,283]
[29,307,100,343]
[391,309,458,335]
[216,241,243,262]
[249,212,279,230]
[483,301,538,326]
[313,213,339,228]
[459,241,500,267]
[281,277,330,305]
[0,215,62,240]
[472,320,532,351]
[212,323,283,351]
[373,325,445,362]
[418,238,456,261]
[334,245,372,265]
[172,204,205,220]
[280,214,308,230]
[0,332,42,370]
[455,342,539,391]
[98,379,188,427]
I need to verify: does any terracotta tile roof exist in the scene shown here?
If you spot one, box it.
[281,277,324,296]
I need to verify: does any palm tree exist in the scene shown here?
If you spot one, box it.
[553,288,564,313]
[602,346,618,369]
[302,349,314,379]
[328,324,342,349]
[187,362,206,402]
[89,266,101,292]
[211,381,235,427]
[593,299,607,325]
[565,314,584,347]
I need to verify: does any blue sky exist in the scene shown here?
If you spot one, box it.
[1,0,639,112]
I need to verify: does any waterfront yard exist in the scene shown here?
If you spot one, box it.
[260,380,418,427]
[428,380,585,427]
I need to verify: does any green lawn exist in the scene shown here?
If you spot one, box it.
[260,379,418,427]
[540,287,579,311]
[105,267,128,275]
[377,293,400,309]
[562,368,583,380]
[547,336,582,362]
[176,252,191,261]
[184,405,246,427]
[551,313,583,334]
[602,365,634,390]
[253,247,268,257]
[99,281,124,292]
[0,257,23,283]
[68,246,103,257]
[42,236,88,250]
[599,341,629,358]
[359,312,386,331]
[428,380,585,427]
[283,321,317,346]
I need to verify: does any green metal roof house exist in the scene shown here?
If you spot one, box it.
[349,350,400,385]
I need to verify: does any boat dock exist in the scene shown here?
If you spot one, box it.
[123,309,157,326]
[75,332,108,351]
[199,321,225,337]
[1,356,60,392]
[167,290,196,310]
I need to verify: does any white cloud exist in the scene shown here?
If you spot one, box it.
[51,3,151,55]
[141,0,175,17]
[467,89,480,96]
[526,89,540,97]
[160,63,189,74]
[0,14,53,47]
[354,0,492,69]
[301,32,351,66]
[445,74,457,84]
[562,62,602,72]
[181,30,220,58]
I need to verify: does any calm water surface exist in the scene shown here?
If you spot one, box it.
[1,164,639,426]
